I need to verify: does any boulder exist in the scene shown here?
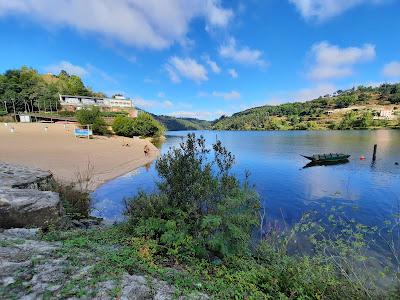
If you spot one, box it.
[0,162,62,229]
[0,188,61,228]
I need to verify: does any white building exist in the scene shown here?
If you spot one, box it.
[59,94,134,110]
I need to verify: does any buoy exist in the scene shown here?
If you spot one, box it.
[395,162,399,165]
[360,155,366,160]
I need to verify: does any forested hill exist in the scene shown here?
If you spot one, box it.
[152,115,210,131]
[212,83,400,130]
[136,108,211,131]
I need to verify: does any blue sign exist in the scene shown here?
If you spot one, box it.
[74,128,93,137]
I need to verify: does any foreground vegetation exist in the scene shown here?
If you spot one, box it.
[213,84,400,130]
[40,134,399,299]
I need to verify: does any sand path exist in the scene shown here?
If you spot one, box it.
[0,123,159,190]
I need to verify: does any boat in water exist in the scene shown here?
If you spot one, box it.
[301,153,351,163]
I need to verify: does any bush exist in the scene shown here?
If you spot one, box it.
[0,110,8,116]
[75,107,109,135]
[112,115,135,137]
[125,134,260,259]
[112,112,165,138]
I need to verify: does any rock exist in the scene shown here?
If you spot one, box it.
[0,162,54,190]
[121,274,153,300]
[0,162,62,229]
[0,188,61,228]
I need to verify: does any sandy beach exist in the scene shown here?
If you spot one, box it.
[0,123,159,190]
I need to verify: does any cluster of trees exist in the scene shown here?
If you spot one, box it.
[213,83,400,131]
[0,67,101,114]
[75,107,109,135]
[378,83,400,104]
[112,112,165,138]
[336,111,374,129]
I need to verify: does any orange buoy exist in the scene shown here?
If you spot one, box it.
[360,155,366,160]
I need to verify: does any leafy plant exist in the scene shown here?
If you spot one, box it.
[125,134,260,259]
[112,112,164,138]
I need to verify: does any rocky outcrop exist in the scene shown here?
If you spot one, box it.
[0,162,62,228]
[0,228,208,299]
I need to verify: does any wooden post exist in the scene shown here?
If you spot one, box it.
[372,144,377,162]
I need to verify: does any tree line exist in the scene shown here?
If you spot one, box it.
[0,66,103,114]
[212,83,400,130]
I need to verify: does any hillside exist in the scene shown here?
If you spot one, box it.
[136,108,211,131]
[212,83,400,130]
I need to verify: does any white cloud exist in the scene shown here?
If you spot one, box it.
[292,83,337,101]
[219,38,267,67]
[0,0,233,50]
[289,0,386,21]
[45,61,87,77]
[262,83,338,105]
[212,90,241,100]
[169,110,221,120]
[382,61,400,78]
[166,57,208,83]
[134,98,173,109]
[308,41,375,80]
[203,55,221,74]
[228,68,238,78]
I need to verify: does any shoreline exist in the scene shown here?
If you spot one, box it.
[0,123,160,190]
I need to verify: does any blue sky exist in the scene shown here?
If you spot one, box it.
[0,0,400,120]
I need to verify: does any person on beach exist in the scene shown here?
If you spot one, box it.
[144,145,150,157]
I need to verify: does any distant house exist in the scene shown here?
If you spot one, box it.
[59,94,137,115]
[327,110,335,115]
[374,109,394,120]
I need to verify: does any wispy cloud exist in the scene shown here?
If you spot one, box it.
[0,0,233,49]
[134,98,173,110]
[45,61,87,77]
[169,110,224,120]
[228,68,238,78]
[212,90,241,100]
[203,55,221,74]
[219,37,267,67]
[382,61,400,78]
[289,0,387,22]
[307,41,375,80]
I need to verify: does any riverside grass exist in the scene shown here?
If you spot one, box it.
[39,134,399,299]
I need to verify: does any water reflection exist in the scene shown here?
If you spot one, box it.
[302,159,350,169]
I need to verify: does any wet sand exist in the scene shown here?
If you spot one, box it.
[0,123,159,190]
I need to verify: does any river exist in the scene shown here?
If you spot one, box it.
[92,130,400,236]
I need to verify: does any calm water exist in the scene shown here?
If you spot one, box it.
[92,130,400,230]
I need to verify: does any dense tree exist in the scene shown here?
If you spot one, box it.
[112,112,164,138]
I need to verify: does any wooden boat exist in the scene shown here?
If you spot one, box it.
[301,153,350,163]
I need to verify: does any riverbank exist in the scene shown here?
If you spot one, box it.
[0,123,159,190]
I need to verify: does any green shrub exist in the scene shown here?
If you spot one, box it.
[112,112,164,138]
[0,110,8,116]
[112,115,135,137]
[76,107,109,135]
[125,134,260,259]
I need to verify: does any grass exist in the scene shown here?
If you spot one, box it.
[39,220,399,299]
